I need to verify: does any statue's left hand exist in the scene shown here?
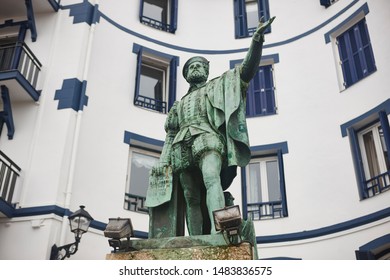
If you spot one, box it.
[255,16,275,36]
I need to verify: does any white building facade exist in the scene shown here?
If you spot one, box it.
[0,0,389,260]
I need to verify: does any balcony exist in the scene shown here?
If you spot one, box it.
[0,41,42,101]
[1,0,60,100]
[0,40,42,139]
[0,150,21,218]
[0,0,60,19]
[247,200,284,220]
[1,0,59,139]
[365,171,390,198]
[0,0,61,42]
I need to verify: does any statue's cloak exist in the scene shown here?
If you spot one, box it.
[204,65,251,189]
[146,66,251,208]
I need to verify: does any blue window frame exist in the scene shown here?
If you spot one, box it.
[139,0,178,33]
[231,55,278,118]
[233,0,271,39]
[246,64,276,117]
[341,100,390,199]
[125,148,159,213]
[336,18,376,88]
[133,44,178,113]
[241,142,288,220]
[355,234,390,260]
[123,131,163,213]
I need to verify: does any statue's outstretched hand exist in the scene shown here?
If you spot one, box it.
[255,16,275,36]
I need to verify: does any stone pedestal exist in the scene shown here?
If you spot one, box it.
[106,234,256,260]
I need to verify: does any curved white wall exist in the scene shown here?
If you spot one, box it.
[1,0,389,260]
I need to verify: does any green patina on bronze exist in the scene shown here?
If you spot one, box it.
[146,18,275,238]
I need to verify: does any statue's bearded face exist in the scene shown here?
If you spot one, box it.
[186,61,208,84]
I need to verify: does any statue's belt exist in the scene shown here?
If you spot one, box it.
[179,116,209,129]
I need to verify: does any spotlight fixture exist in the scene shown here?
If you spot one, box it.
[104,218,134,252]
[213,205,242,245]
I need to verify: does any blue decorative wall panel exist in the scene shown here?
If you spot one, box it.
[54,78,88,111]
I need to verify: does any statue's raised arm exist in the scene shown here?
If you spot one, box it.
[240,16,275,83]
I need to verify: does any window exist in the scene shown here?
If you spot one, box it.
[123,131,164,213]
[140,0,178,33]
[230,54,278,118]
[233,0,271,39]
[242,142,288,220]
[336,18,376,89]
[357,122,390,197]
[341,101,390,199]
[325,4,376,90]
[133,44,178,113]
[246,64,276,117]
[125,148,159,213]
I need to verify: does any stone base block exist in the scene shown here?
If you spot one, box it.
[106,234,255,260]
[107,243,253,260]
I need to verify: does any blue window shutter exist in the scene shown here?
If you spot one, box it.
[263,65,275,114]
[246,74,257,117]
[170,0,178,33]
[168,57,178,111]
[254,69,264,116]
[358,20,377,76]
[379,111,390,164]
[240,167,249,220]
[258,0,271,33]
[258,0,270,21]
[139,0,144,22]
[277,150,288,217]
[337,32,354,88]
[348,127,368,199]
[246,65,275,117]
[351,26,365,81]
[245,81,252,116]
[134,47,143,105]
[234,0,247,38]
[338,19,376,88]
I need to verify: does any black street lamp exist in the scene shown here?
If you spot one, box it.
[50,205,94,260]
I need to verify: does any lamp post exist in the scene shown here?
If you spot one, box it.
[50,205,94,260]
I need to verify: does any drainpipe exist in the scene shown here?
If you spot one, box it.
[58,0,100,245]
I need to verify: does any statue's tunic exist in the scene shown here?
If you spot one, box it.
[171,84,226,172]
[146,66,251,207]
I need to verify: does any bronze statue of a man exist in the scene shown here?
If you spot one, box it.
[146,17,275,236]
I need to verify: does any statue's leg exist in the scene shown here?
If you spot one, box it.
[200,151,225,234]
[179,170,203,235]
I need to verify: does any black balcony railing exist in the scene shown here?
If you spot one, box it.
[247,200,283,220]
[0,41,42,89]
[365,170,390,198]
[0,151,21,205]
[140,15,171,32]
[124,193,148,213]
[134,94,167,114]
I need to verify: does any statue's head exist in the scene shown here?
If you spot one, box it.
[183,56,209,84]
